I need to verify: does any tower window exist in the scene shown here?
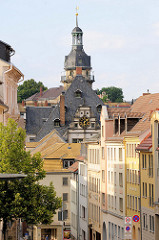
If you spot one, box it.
[75,89,82,98]
[97,104,102,113]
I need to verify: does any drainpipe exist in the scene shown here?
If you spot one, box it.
[2,64,13,104]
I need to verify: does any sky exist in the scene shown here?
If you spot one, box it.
[1,0,159,101]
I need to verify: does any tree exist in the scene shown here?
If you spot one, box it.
[17,79,48,103]
[97,87,124,102]
[0,119,61,240]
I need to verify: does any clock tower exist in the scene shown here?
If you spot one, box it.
[61,14,94,90]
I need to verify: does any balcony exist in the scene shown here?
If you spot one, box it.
[61,72,95,82]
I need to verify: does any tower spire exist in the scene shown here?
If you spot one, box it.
[76,6,79,27]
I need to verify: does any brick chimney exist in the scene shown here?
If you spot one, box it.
[143,89,151,96]
[76,67,82,75]
[60,92,65,126]
[34,101,37,107]
[22,100,25,107]
[40,87,43,97]
[44,100,48,106]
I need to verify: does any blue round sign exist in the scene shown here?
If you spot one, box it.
[126,226,131,231]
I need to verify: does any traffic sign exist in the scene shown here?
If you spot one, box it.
[133,215,140,222]
[125,217,132,225]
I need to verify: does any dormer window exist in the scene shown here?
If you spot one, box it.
[54,119,60,127]
[75,89,82,98]
[97,104,102,113]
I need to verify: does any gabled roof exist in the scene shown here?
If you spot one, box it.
[41,143,81,159]
[26,129,65,154]
[136,133,152,151]
[33,76,104,141]
[26,86,64,101]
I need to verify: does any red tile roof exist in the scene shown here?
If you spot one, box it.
[68,161,78,173]
[136,133,152,151]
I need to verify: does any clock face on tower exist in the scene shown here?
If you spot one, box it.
[79,116,90,129]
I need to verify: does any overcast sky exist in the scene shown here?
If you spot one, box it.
[1,0,159,101]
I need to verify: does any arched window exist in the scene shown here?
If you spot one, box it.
[97,104,102,113]
[75,89,82,98]
[54,118,60,127]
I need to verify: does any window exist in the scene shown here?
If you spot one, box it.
[102,147,105,159]
[135,197,137,211]
[115,196,117,210]
[91,123,95,128]
[127,169,129,182]
[72,138,83,143]
[149,155,153,177]
[74,123,78,128]
[119,148,122,161]
[63,210,68,220]
[145,183,147,198]
[102,170,105,182]
[143,182,145,197]
[119,173,123,187]
[114,148,116,161]
[111,172,113,184]
[63,160,74,168]
[142,154,147,169]
[127,195,129,208]
[143,213,147,230]
[82,206,86,219]
[63,177,68,186]
[63,193,68,202]
[102,193,105,205]
[114,172,116,185]
[132,196,134,210]
[54,119,60,127]
[119,198,123,212]
[75,89,82,98]
[102,126,104,137]
[97,104,102,113]
[149,184,154,207]
[82,230,86,240]
[108,171,110,183]
[149,215,154,233]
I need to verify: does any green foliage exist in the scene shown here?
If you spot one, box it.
[17,79,48,103]
[0,119,61,225]
[97,87,124,102]
[102,95,109,103]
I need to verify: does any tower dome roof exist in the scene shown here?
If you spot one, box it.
[72,26,83,34]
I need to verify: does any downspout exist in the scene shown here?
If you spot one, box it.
[2,64,13,105]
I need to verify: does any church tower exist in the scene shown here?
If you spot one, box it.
[61,13,94,90]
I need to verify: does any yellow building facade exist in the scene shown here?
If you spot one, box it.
[124,136,141,240]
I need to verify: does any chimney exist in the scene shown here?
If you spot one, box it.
[60,92,65,126]
[76,67,82,75]
[34,101,37,107]
[143,89,150,96]
[22,100,25,107]
[44,100,48,106]
[40,87,43,97]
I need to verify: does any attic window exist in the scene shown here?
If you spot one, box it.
[42,118,48,122]
[75,89,82,98]
[97,104,102,113]
[54,119,60,127]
